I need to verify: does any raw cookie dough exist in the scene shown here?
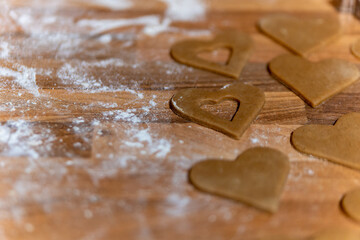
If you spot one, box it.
[170,83,265,139]
[351,38,360,59]
[170,30,253,78]
[258,14,340,56]
[269,54,360,107]
[291,113,360,170]
[342,188,360,222]
[189,147,289,213]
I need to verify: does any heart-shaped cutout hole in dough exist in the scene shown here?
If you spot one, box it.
[200,98,239,121]
[170,83,265,139]
[170,30,253,78]
[269,54,360,107]
[197,47,232,65]
[258,14,340,56]
[292,113,360,170]
[190,147,290,212]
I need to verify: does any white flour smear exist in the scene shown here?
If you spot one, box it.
[0,120,56,158]
[56,59,127,91]
[0,42,11,59]
[84,0,133,10]
[161,0,206,21]
[77,15,162,36]
[78,0,207,36]
[0,64,40,96]
[146,0,206,35]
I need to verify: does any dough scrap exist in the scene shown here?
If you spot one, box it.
[351,38,360,59]
[170,83,265,139]
[170,30,253,78]
[189,147,289,213]
[291,113,360,170]
[342,188,360,222]
[258,14,340,56]
[269,54,360,107]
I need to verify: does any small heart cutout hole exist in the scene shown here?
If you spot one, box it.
[200,99,239,121]
[197,47,232,65]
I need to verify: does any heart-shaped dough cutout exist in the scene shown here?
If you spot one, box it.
[351,38,360,60]
[292,113,360,170]
[170,30,253,78]
[170,83,265,139]
[258,14,340,56]
[190,147,289,212]
[342,188,360,222]
[269,54,360,107]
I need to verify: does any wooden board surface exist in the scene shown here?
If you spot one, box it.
[1,0,360,239]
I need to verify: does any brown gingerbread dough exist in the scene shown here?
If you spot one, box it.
[342,188,360,222]
[170,30,253,78]
[351,38,360,60]
[170,83,265,139]
[189,147,289,213]
[269,54,360,107]
[258,14,340,56]
[311,228,360,240]
[292,113,360,170]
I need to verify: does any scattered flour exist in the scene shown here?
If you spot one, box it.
[0,64,40,96]
[1,0,199,237]
[85,0,132,10]
[9,8,75,35]
[56,59,130,91]
[103,109,142,123]
[161,0,206,21]
[165,193,190,217]
[0,120,56,158]
[78,0,207,36]
[77,15,161,35]
[91,123,173,177]
[0,42,11,59]
[143,18,173,36]
[126,127,172,158]
[83,58,125,68]
[146,0,206,35]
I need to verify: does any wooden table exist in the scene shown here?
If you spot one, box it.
[1,0,360,239]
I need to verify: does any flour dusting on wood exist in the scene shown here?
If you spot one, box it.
[0,0,212,236]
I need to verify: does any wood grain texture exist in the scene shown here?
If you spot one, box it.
[1,0,360,239]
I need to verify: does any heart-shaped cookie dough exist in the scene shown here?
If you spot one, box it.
[269,54,360,107]
[170,30,253,78]
[170,83,265,139]
[342,188,360,222]
[190,147,289,212]
[258,14,340,56]
[292,113,360,170]
[351,38,360,60]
